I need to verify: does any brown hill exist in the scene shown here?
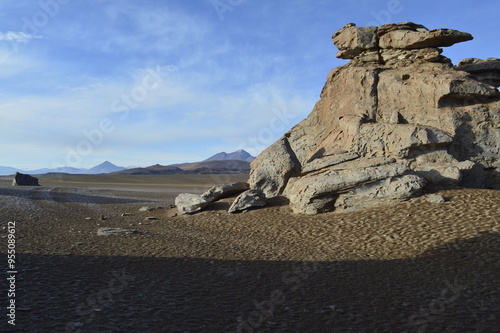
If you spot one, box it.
[112,160,250,175]
[111,165,183,175]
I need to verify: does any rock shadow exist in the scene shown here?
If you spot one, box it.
[0,187,155,205]
[8,232,499,332]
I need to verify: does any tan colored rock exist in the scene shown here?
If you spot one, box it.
[302,152,359,174]
[415,160,483,187]
[377,22,428,35]
[249,22,500,214]
[375,68,498,131]
[228,190,266,213]
[201,182,249,202]
[175,193,209,214]
[334,174,426,211]
[355,124,453,158]
[457,58,500,87]
[380,47,445,66]
[287,161,410,214]
[379,28,473,49]
[248,137,300,198]
[333,24,378,59]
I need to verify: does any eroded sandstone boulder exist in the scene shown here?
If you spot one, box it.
[249,22,500,214]
[201,182,249,202]
[248,137,300,198]
[175,193,209,214]
[228,190,267,214]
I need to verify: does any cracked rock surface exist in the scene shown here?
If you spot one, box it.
[250,22,500,214]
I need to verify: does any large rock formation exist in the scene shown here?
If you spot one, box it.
[12,172,40,186]
[249,22,500,214]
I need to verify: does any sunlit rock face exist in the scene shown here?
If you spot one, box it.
[249,22,500,214]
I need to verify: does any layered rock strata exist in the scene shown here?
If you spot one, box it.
[249,22,500,214]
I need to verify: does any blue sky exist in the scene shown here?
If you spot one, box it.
[0,0,499,170]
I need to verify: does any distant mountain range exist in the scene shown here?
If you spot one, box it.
[113,150,255,175]
[0,161,126,176]
[0,150,256,176]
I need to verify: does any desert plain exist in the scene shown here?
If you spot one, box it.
[0,174,499,332]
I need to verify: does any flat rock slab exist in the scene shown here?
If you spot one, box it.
[202,182,249,202]
[97,227,140,236]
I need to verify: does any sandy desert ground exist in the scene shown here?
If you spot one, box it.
[0,174,499,332]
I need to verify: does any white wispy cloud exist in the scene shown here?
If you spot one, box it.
[0,31,42,43]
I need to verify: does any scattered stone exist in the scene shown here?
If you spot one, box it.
[97,227,139,236]
[201,182,249,202]
[139,207,155,212]
[165,210,178,218]
[175,193,209,214]
[144,217,157,221]
[228,190,267,214]
[427,194,446,203]
[12,172,40,186]
[121,213,133,217]
[85,217,92,220]
[99,215,108,221]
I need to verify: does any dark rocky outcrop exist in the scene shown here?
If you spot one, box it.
[12,172,40,186]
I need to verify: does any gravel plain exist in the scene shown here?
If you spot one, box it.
[0,175,499,332]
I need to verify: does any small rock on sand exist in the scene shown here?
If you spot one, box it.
[97,227,139,236]
[427,194,446,203]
